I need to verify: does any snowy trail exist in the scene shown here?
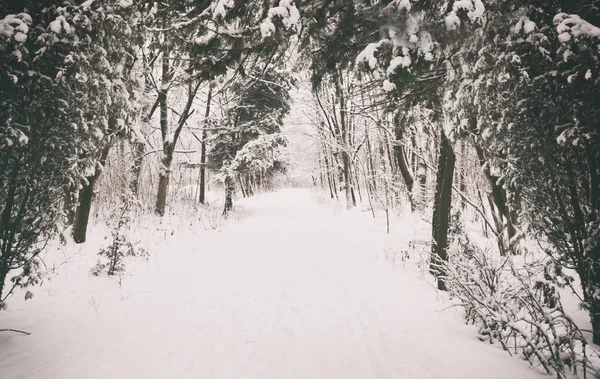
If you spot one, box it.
[1,189,542,379]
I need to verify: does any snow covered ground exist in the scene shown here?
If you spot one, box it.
[0,189,545,379]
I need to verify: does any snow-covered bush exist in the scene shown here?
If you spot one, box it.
[444,236,600,378]
[91,190,146,276]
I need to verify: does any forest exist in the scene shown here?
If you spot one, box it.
[1,0,599,378]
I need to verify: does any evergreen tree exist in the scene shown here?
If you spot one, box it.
[0,1,142,306]
[209,68,292,214]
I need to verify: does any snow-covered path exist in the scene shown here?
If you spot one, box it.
[1,189,542,379]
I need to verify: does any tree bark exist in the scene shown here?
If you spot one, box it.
[342,152,354,208]
[130,138,145,198]
[365,130,377,194]
[245,175,254,196]
[238,174,247,198]
[72,142,112,244]
[354,166,362,203]
[336,72,354,209]
[223,175,234,215]
[155,44,171,216]
[395,142,415,211]
[323,147,335,199]
[199,83,213,204]
[474,143,516,241]
[431,129,456,290]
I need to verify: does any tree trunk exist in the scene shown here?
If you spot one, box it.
[410,133,417,177]
[593,300,600,345]
[431,129,456,291]
[458,141,467,210]
[72,142,112,243]
[329,150,339,200]
[354,166,362,203]
[323,147,335,199]
[395,142,415,211]
[155,57,200,215]
[238,174,247,198]
[155,169,170,216]
[379,132,392,212]
[223,175,234,215]
[155,44,171,216]
[199,83,213,204]
[130,138,145,198]
[0,161,22,303]
[336,72,354,209]
[245,175,254,196]
[417,160,427,210]
[365,131,377,194]
[343,152,354,208]
[474,143,516,241]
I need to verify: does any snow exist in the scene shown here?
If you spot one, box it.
[453,0,474,12]
[268,6,289,18]
[49,15,72,35]
[445,12,461,31]
[554,13,600,40]
[392,0,411,11]
[17,13,32,25]
[418,31,433,54]
[452,0,484,23]
[523,19,536,33]
[260,19,276,38]
[468,0,485,22]
[118,0,133,8]
[356,40,388,69]
[13,32,26,43]
[445,0,485,30]
[264,0,301,34]
[559,32,572,42]
[0,14,30,42]
[0,189,546,379]
[211,0,234,20]
[80,0,94,11]
[387,54,411,74]
[382,79,396,92]
[514,16,537,35]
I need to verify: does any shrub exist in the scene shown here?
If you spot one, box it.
[444,236,600,378]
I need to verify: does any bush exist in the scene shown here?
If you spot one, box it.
[443,236,600,378]
[91,191,146,276]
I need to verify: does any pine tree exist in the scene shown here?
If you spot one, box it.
[209,68,292,214]
[0,1,142,305]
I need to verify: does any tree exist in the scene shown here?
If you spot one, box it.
[70,0,144,243]
[141,0,300,215]
[461,1,600,342]
[0,1,140,305]
[209,68,292,214]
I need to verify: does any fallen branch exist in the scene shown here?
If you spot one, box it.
[0,328,31,335]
